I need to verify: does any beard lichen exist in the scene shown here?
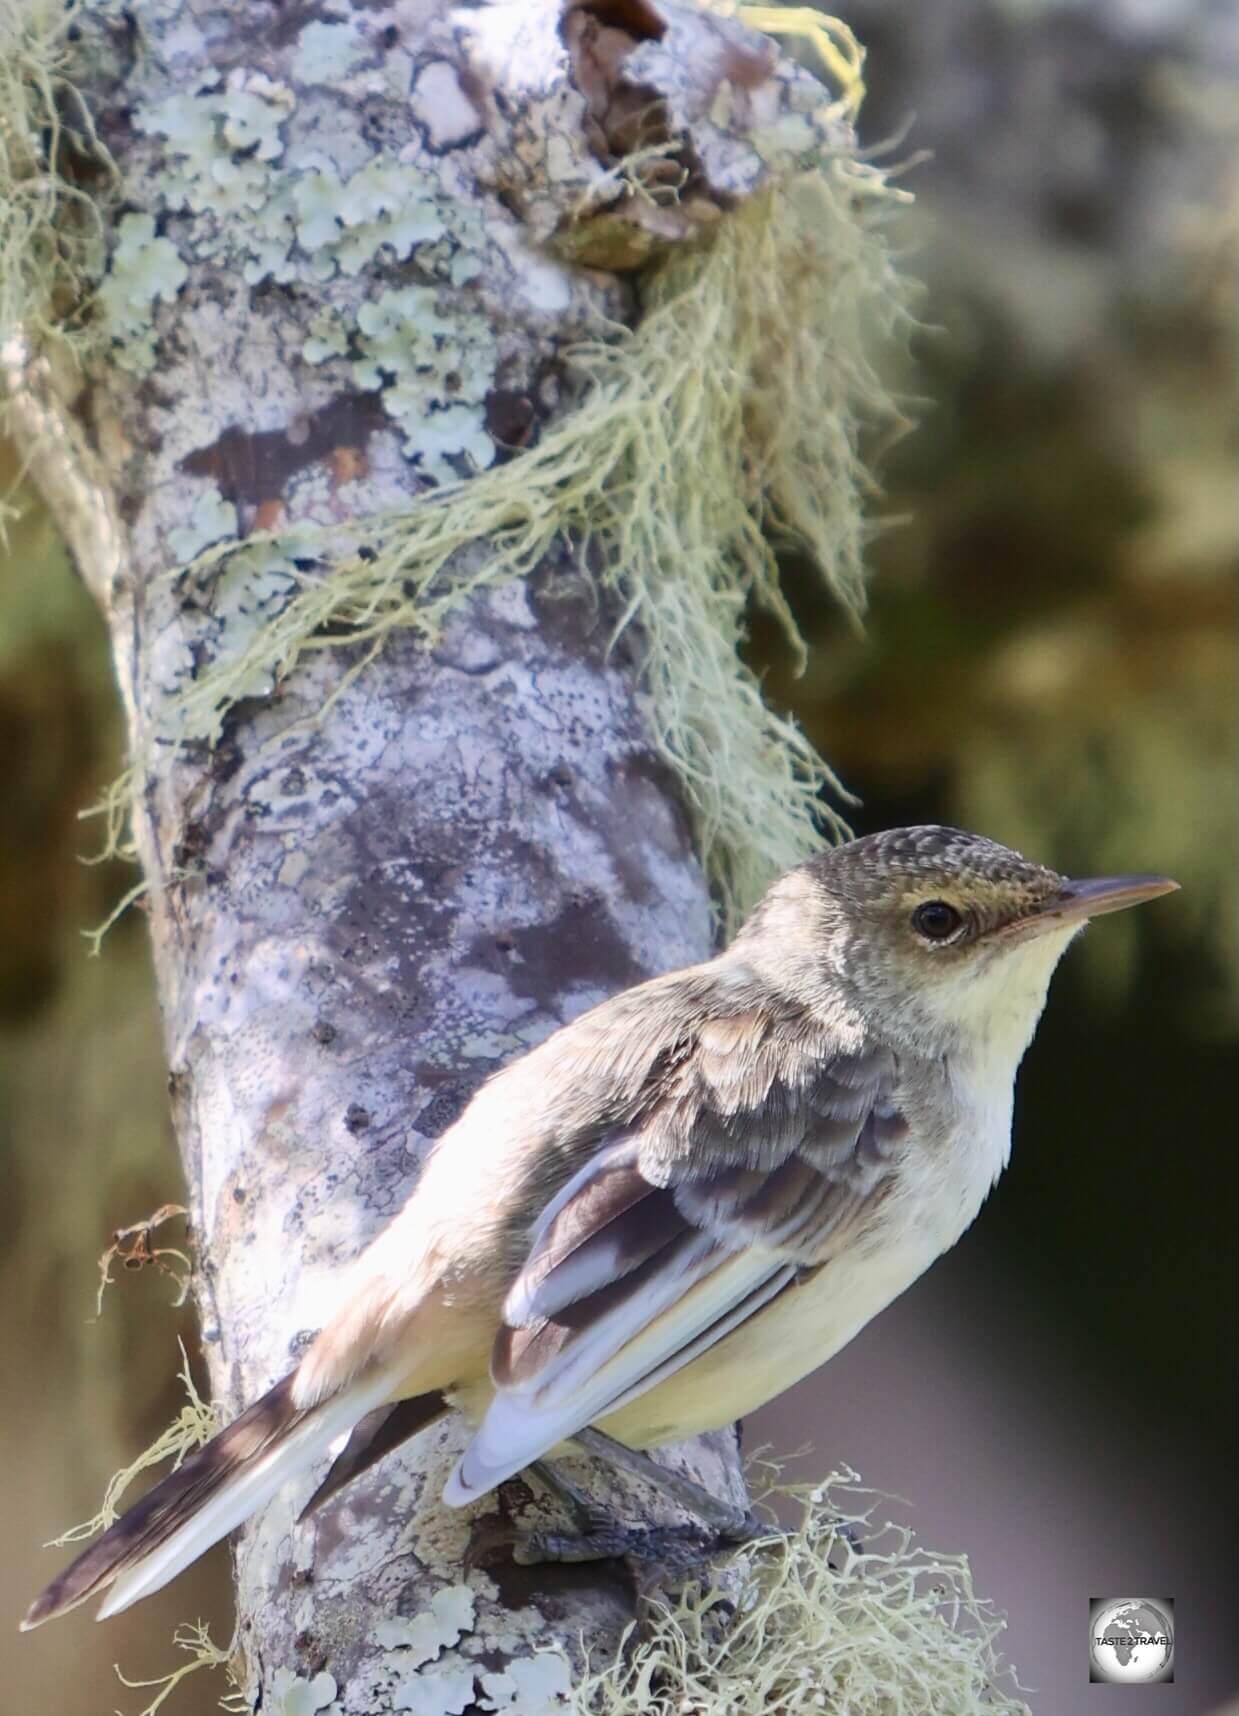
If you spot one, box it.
[48,1339,220,1548]
[113,1620,246,1716]
[576,1471,1027,1716]
[173,157,911,926]
[0,0,109,358]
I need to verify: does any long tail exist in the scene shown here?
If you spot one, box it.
[22,1364,407,1630]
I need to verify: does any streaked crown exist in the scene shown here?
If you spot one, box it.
[810,826,1062,907]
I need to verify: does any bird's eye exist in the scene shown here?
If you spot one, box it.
[912,900,964,941]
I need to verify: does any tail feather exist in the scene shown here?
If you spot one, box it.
[22,1366,399,1630]
[298,1390,447,1522]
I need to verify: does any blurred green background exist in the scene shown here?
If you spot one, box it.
[2,2,1235,1712]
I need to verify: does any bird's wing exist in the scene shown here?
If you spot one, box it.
[444,1008,905,1502]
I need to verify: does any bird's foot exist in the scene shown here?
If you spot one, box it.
[464,1453,769,1605]
[511,1511,764,1570]
[465,1507,766,1645]
[462,1452,858,1595]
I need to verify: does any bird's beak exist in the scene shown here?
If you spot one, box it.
[1003,873,1179,939]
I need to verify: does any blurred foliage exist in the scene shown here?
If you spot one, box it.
[753,282,1236,1018]
[0,453,115,1018]
[0,439,182,1391]
[0,443,228,1713]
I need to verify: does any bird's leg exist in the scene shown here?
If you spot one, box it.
[466,1433,860,1588]
[466,1442,764,1584]
[462,1461,609,1573]
[578,1432,866,1561]
[573,1427,760,1537]
[512,1507,742,1570]
[527,1458,613,1536]
[542,1432,863,1568]
[469,1435,766,1579]
[522,1458,756,1644]
[528,1452,749,1563]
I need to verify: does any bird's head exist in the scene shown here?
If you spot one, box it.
[738,826,1178,1059]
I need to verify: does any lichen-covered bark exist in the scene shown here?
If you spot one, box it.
[2,0,846,1708]
[159,580,745,1710]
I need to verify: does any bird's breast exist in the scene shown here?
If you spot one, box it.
[888,1046,1016,1253]
[602,1070,1017,1446]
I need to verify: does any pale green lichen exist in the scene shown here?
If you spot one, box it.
[376,1585,477,1665]
[93,211,187,372]
[268,1668,343,1716]
[95,74,308,365]
[134,76,302,283]
[4,2,499,487]
[166,535,303,740]
[136,80,294,220]
[172,159,911,922]
[49,1341,219,1545]
[114,1620,245,1716]
[76,764,151,953]
[352,284,496,477]
[167,485,238,563]
[132,69,482,334]
[290,168,349,252]
[131,73,498,469]
[304,308,351,364]
[219,84,292,159]
[395,1665,478,1715]
[482,1655,573,1714]
[291,160,450,278]
[242,186,300,285]
[292,19,367,87]
[731,4,866,119]
[78,764,137,868]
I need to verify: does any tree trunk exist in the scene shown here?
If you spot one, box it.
[3,0,856,1706]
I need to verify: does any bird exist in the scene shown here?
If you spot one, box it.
[22,825,1177,1630]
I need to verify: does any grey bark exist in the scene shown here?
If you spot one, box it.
[3,1,840,1708]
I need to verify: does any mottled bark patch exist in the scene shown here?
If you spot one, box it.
[180,392,388,509]
[471,891,644,1009]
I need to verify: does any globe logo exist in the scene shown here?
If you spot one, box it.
[1089,1597,1174,1683]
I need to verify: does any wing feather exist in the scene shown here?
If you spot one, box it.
[445,991,905,1505]
[504,1153,689,1327]
[444,1248,784,1502]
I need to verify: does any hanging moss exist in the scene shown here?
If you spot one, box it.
[578,1472,1027,1716]
[0,0,109,358]
[169,160,910,925]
